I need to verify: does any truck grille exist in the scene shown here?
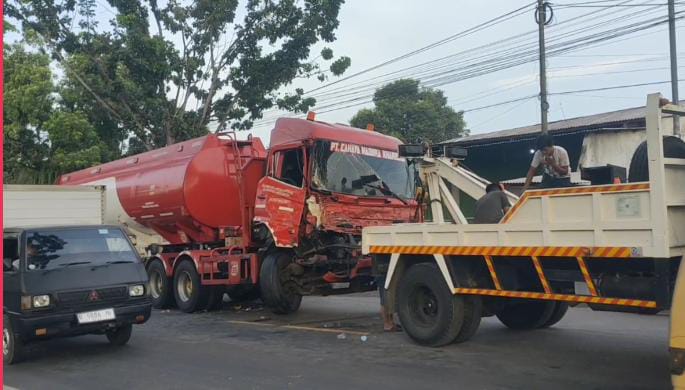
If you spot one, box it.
[57,286,128,308]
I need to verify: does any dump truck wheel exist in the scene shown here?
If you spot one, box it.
[397,263,465,347]
[540,302,569,328]
[3,314,24,365]
[260,252,302,315]
[496,299,556,330]
[629,136,685,182]
[173,260,210,313]
[453,295,483,344]
[147,260,174,309]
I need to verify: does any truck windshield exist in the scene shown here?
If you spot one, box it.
[25,228,138,271]
[311,140,415,199]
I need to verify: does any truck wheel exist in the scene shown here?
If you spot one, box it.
[628,136,685,182]
[147,260,173,309]
[397,263,465,347]
[173,260,210,313]
[3,314,24,365]
[496,299,556,330]
[453,295,483,343]
[259,252,302,315]
[540,302,569,328]
[106,324,132,346]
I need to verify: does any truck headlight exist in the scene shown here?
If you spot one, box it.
[129,285,145,297]
[32,295,51,308]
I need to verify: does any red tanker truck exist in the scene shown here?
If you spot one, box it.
[59,115,419,314]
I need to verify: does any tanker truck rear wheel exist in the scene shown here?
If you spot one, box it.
[495,299,556,330]
[259,252,302,315]
[397,263,469,347]
[173,260,210,313]
[147,260,174,309]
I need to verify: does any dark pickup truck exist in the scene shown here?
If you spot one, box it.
[3,225,152,364]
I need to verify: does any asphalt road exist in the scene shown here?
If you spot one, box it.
[4,294,671,390]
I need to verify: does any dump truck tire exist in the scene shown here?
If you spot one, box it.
[629,136,685,182]
[147,259,174,309]
[260,252,302,315]
[540,302,569,328]
[453,295,483,344]
[173,260,210,313]
[496,299,556,330]
[397,263,465,347]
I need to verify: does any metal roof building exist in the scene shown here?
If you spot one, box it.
[444,104,653,183]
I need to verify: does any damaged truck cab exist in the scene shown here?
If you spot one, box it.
[253,118,419,311]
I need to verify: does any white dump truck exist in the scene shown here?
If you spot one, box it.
[362,94,685,388]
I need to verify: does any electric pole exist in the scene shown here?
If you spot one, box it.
[668,0,681,136]
[537,0,550,134]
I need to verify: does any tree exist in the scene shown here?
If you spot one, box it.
[6,0,352,152]
[350,79,467,143]
[3,40,104,183]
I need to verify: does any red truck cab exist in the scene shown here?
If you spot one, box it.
[252,118,418,312]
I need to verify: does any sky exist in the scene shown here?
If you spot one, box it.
[244,0,685,145]
[7,0,683,146]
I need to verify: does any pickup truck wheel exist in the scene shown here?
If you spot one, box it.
[397,263,465,347]
[173,260,210,313]
[3,314,24,365]
[106,324,132,346]
[540,302,569,328]
[496,299,556,330]
[260,252,302,315]
[147,260,173,309]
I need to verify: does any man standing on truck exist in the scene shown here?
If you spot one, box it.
[523,134,571,191]
[473,183,511,224]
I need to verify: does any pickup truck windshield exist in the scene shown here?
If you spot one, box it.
[311,140,414,199]
[25,228,137,271]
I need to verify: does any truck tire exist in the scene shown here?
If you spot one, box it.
[628,136,685,182]
[540,302,569,328]
[3,314,24,365]
[260,252,302,314]
[173,260,210,313]
[453,295,483,343]
[397,263,465,347]
[106,324,133,346]
[496,299,556,330]
[147,260,173,309]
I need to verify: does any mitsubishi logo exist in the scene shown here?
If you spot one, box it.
[88,290,100,302]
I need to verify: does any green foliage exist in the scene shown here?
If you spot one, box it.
[6,0,351,153]
[350,79,468,143]
[3,43,105,183]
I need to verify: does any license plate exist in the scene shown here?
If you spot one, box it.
[77,308,115,324]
